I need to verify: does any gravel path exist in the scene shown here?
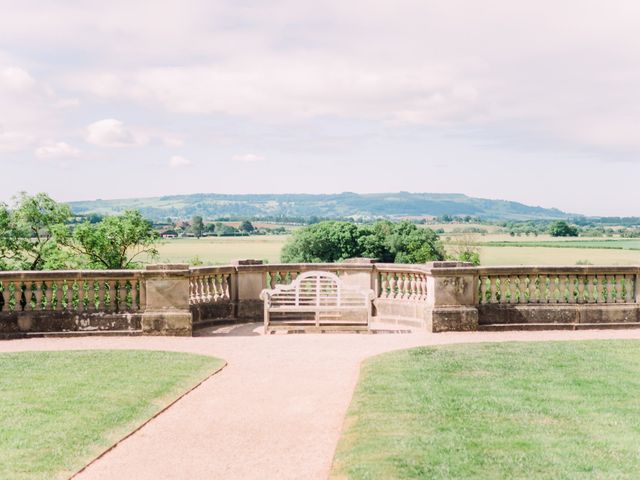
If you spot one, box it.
[3,326,640,479]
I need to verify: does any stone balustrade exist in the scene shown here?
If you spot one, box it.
[478,267,637,305]
[0,270,145,336]
[2,261,640,338]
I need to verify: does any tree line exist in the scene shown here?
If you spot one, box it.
[0,193,159,271]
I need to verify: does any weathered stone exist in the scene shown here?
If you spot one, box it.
[431,306,479,332]
[142,264,192,336]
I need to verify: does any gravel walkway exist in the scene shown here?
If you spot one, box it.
[3,326,640,479]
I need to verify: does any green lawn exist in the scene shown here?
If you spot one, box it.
[0,350,224,480]
[332,341,640,479]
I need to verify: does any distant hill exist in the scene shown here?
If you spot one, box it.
[67,192,570,221]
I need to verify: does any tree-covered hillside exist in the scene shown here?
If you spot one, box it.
[67,192,570,221]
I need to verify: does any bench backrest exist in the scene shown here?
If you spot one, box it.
[261,270,373,308]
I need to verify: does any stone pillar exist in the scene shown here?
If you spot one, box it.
[341,258,376,291]
[141,264,192,336]
[425,263,479,332]
[234,260,266,320]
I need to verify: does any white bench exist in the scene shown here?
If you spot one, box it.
[259,271,374,333]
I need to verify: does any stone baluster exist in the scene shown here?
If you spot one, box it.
[412,274,419,300]
[488,277,497,304]
[577,276,585,304]
[43,280,53,310]
[585,276,594,304]
[197,276,205,303]
[537,275,546,303]
[389,274,397,299]
[479,276,488,304]
[214,275,222,300]
[397,274,405,299]
[567,275,576,304]
[527,275,537,303]
[380,273,388,298]
[518,275,527,303]
[625,275,635,303]
[130,280,139,310]
[558,275,566,304]
[605,275,614,303]
[13,280,23,312]
[110,281,118,310]
[189,276,197,303]
[66,280,74,311]
[34,281,44,311]
[615,275,624,303]
[77,280,86,311]
[224,274,231,300]
[205,276,214,302]
[508,276,517,304]
[97,281,106,311]
[498,276,507,304]
[55,281,64,311]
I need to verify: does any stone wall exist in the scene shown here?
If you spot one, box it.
[3,262,640,337]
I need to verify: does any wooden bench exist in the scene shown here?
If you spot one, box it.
[259,271,374,333]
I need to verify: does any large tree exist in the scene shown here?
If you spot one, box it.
[0,193,73,270]
[56,210,159,269]
[281,220,446,264]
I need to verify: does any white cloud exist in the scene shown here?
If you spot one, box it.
[0,129,33,152]
[233,153,265,163]
[35,141,80,159]
[85,119,145,147]
[0,66,35,92]
[168,155,192,168]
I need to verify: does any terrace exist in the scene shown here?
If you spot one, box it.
[2,259,639,337]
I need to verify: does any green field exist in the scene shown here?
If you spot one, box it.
[332,341,640,479]
[486,239,640,250]
[153,235,640,266]
[153,236,287,265]
[0,350,224,480]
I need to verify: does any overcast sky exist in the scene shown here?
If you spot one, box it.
[1,0,640,215]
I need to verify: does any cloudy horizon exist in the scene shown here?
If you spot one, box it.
[2,1,640,216]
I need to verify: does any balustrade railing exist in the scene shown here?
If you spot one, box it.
[2,262,639,336]
[478,267,637,305]
[189,267,234,304]
[376,264,428,301]
[0,271,144,314]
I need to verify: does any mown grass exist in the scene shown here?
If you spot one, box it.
[0,350,224,480]
[332,341,640,480]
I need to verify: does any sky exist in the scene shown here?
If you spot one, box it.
[1,0,640,216]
